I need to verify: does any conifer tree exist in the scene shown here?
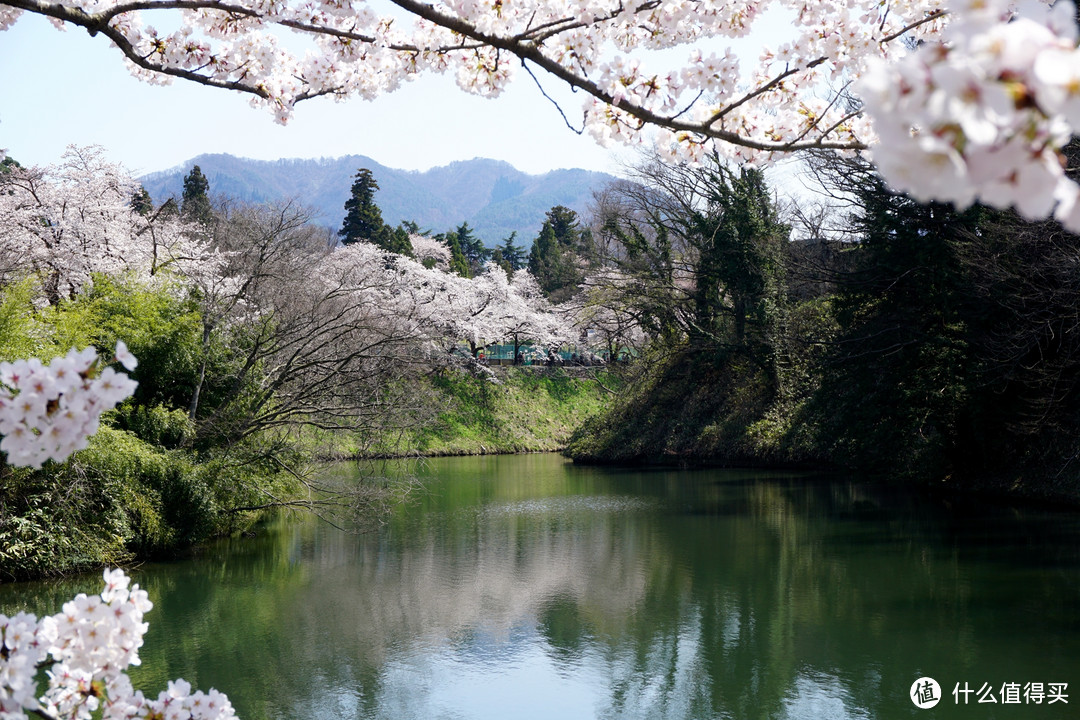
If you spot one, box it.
[529,206,586,300]
[131,186,154,216]
[180,165,214,225]
[455,222,488,274]
[440,230,472,277]
[374,224,414,256]
[498,232,526,270]
[339,168,385,245]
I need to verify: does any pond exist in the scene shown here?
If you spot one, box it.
[3,454,1079,719]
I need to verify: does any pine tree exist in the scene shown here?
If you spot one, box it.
[373,224,414,256]
[440,230,472,277]
[0,155,21,175]
[499,232,526,270]
[131,186,154,216]
[181,165,214,224]
[339,168,385,245]
[455,222,488,273]
[528,206,586,300]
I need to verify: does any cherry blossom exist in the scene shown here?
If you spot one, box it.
[0,146,219,300]
[318,242,574,360]
[409,234,453,270]
[0,344,138,469]
[858,0,1080,231]
[3,0,1079,226]
[0,569,236,720]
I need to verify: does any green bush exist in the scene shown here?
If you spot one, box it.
[113,402,195,448]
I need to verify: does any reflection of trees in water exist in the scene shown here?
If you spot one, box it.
[5,458,1079,720]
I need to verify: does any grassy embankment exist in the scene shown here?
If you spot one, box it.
[565,347,817,468]
[311,366,617,459]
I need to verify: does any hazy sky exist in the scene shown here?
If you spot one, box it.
[1,14,633,177]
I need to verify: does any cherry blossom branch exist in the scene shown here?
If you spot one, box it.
[878,8,947,45]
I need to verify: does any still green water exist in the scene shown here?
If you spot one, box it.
[3,454,1080,719]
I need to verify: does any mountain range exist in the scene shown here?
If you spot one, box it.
[140,154,619,246]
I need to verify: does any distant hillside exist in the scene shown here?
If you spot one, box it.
[139,154,619,246]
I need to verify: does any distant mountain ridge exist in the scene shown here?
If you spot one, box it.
[139,154,619,246]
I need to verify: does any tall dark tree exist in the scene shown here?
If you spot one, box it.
[801,151,987,480]
[595,159,787,351]
[131,185,154,216]
[688,166,788,346]
[498,232,527,270]
[181,165,214,225]
[339,168,385,245]
[455,222,488,273]
[374,224,414,256]
[439,230,472,277]
[529,206,587,301]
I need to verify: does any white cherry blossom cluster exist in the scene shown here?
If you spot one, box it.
[0,146,220,299]
[319,242,575,356]
[858,0,1080,229]
[1,0,946,153]
[0,343,138,468]
[408,234,453,269]
[0,569,236,720]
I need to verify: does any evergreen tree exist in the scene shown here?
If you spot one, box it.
[440,230,472,276]
[803,152,986,480]
[546,205,581,248]
[528,206,586,301]
[339,168,385,245]
[373,224,414,256]
[181,165,214,224]
[131,186,154,216]
[0,155,20,174]
[490,247,511,278]
[688,166,788,346]
[498,232,527,270]
[455,222,488,273]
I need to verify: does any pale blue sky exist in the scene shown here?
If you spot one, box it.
[1,9,797,178]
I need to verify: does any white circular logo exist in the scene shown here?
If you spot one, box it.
[911,677,942,709]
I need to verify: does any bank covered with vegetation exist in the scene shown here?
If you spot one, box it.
[564,151,1080,505]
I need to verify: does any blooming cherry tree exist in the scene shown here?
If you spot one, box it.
[409,234,453,270]
[0,146,216,301]
[858,0,1080,231]
[0,343,234,719]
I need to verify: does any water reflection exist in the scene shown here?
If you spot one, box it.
[2,455,1079,720]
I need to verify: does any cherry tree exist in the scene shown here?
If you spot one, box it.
[567,267,648,362]
[485,267,576,361]
[3,0,1080,228]
[0,146,215,302]
[0,345,236,720]
[409,233,453,270]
